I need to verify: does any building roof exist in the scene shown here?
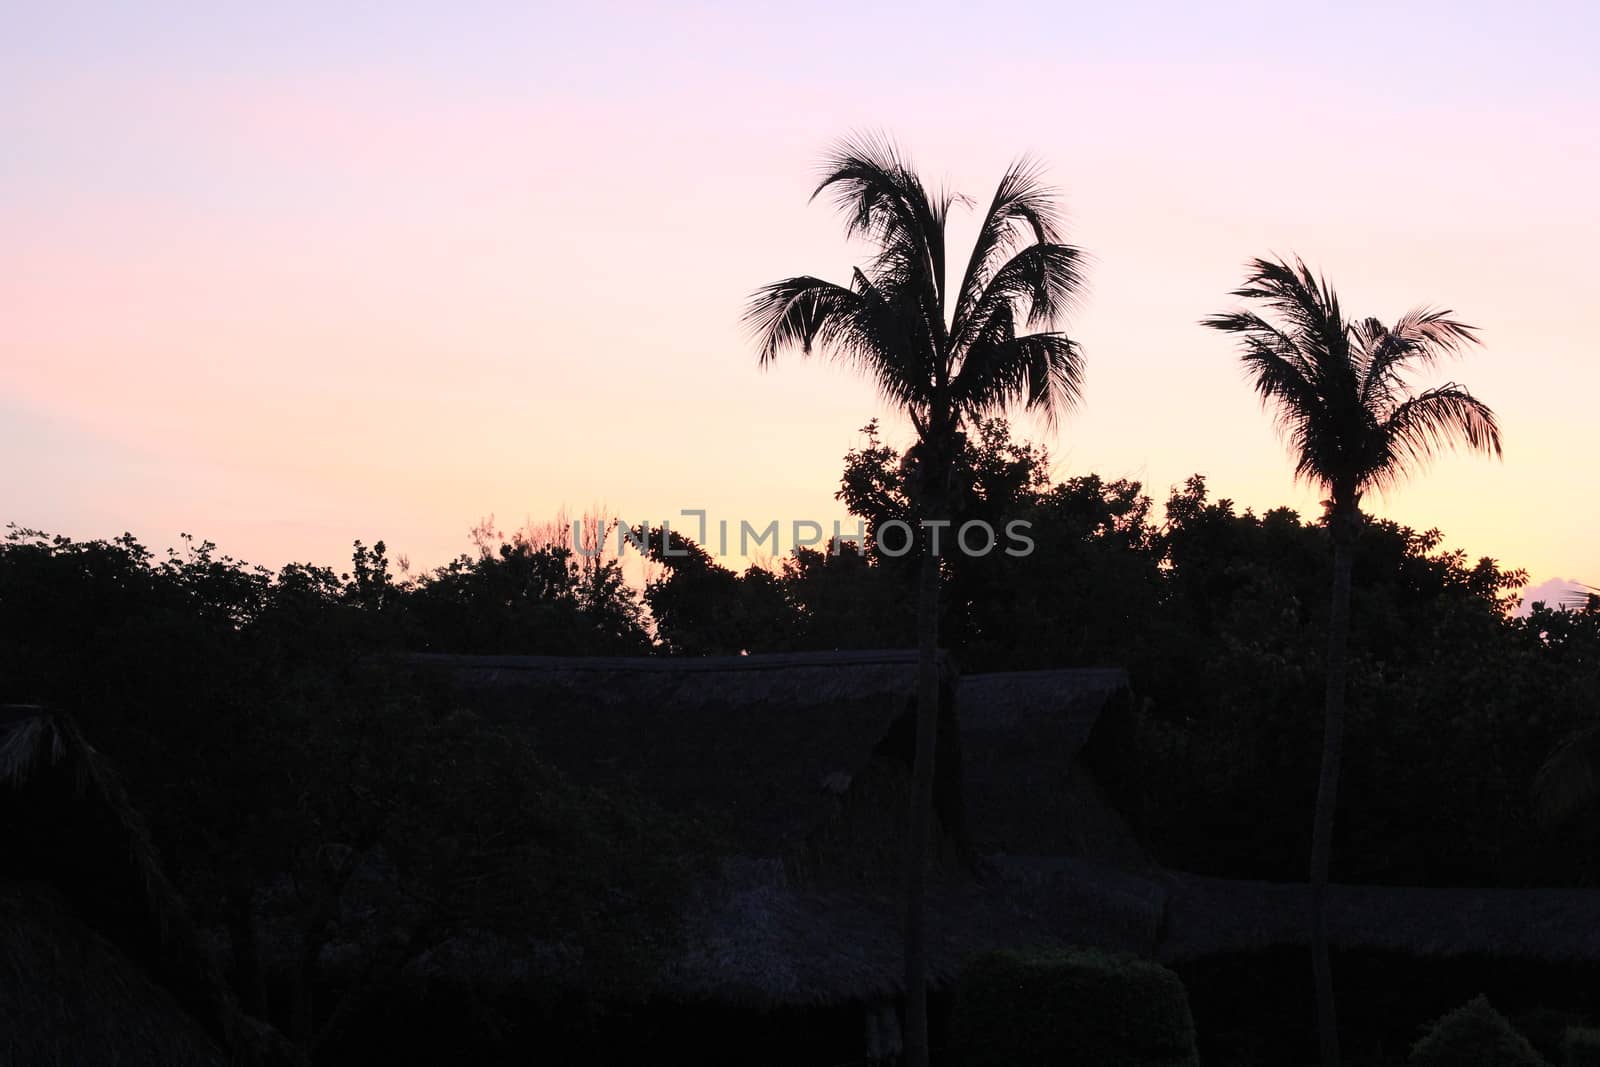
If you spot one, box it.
[402,650,1139,864]
[1160,870,1600,965]
[262,654,1600,1011]
[393,651,1157,1007]
[0,706,301,1067]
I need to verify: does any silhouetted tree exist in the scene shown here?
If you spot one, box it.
[836,418,1163,670]
[747,135,1087,1065]
[631,523,798,655]
[1531,595,1600,835]
[1204,256,1503,1067]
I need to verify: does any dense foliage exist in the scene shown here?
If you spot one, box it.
[952,946,1199,1066]
[0,527,691,1058]
[1566,1026,1600,1067]
[1408,996,1547,1066]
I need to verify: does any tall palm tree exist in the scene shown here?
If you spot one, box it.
[747,135,1086,1067]
[1204,256,1502,1067]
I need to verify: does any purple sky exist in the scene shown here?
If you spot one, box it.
[3,1,1595,600]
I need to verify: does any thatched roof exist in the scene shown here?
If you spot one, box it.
[1,880,230,1066]
[384,854,1168,1008]
[961,668,1149,868]
[277,654,1600,1012]
[1158,870,1600,964]
[0,706,301,1067]
[665,856,1165,1006]
[407,651,931,857]
[389,652,1161,1007]
[402,652,1600,1002]
[402,650,1141,867]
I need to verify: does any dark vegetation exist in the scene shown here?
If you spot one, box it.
[4,419,1598,1063]
[952,947,1200,1066]
[1406,995,1546,1066]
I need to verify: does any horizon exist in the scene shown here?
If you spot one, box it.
[4,2,1596,602]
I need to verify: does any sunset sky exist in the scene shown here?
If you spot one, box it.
[4,2,1596,602]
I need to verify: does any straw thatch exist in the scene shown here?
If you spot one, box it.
[318,652,1600,1021]
[0,705,302,1067]
[407,651,929,857]
[665,856,1165,1006]
[1158,870,1600,964]
[961,668,1151,870]
[397,651,1152,1008]
[403,650,1143,868]
[1,881,229,1066]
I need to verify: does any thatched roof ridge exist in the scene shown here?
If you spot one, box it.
[0,707,302,1067]
[961,667,1128,729]
[404,649,929,674]
[401,650,933,716]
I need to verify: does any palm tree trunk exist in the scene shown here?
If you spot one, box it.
[1312,524,1354,1067]
[904,507,943,1067]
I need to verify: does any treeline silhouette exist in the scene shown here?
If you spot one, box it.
[3,418,1596,1060]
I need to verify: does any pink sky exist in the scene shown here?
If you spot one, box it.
[3,2,1596,598]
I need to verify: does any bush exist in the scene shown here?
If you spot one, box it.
[1409,995,1548,1066]
[1513,1008,1592,1064]
[1566,1027,1600,1067]
[951,946,1199,1067]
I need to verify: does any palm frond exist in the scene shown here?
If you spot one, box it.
[954,242,1087,351]
[1237,339,1324,435]
[1206,254,1500,506]
[1561,585,1600,611]
[951,156,1066,330]
[746,275,857,364]
[812,132,949,314]
[1204,309,1322,388]
[1356,309,1481,409]
[952,330,1084,429]
[1376,383,1503,486]
[1204,302,1340,490]
[743,273,924,411]
[1228,256,1344,349]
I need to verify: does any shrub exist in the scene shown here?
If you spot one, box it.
[1409,995,1548,1066]
[1513,1008,1591,1064]
[951,946,1199,1067]
[1566,1026,1600,1067]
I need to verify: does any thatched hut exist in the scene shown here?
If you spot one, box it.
[405,651,1148,871]
[0,705,300,1067]
[399,648,1600,1061]
[400,650,1159,1060]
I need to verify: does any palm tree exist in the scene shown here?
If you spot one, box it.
[747,135,1086,1067]
[1561,584,1600,611]
[1204,256,1502,1067]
